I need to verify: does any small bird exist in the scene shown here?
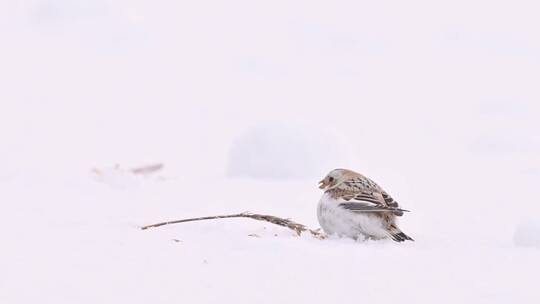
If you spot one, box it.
[317,168,413,242]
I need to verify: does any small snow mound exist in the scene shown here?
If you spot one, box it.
[91,163,164,189]
[513,220,540,248]
[227,124,351,179]
[0,166,18,182]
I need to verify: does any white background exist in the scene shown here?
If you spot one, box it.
[1,1,539,303]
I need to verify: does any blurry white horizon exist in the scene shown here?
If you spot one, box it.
[1,1,540,303]
[2,0,539,176]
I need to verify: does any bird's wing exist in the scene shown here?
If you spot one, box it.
[380,191,400,208]
[339,191,408,215]
[338,201,409,214]
[342,177,399,207]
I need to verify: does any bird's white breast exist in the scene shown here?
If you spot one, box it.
[317,192,389,240]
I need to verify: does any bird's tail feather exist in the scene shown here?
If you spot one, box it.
[389,229,414,242]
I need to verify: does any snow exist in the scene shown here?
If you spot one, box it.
[2,1,540,303]
[2,170,539,303]
[227,124,351,179]
[514,220,540,248]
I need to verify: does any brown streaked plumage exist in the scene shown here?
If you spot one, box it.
[317,168,413,242]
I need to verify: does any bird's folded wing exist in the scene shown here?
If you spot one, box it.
[340,191,408,215]
[338,201,409,213]
[380,191,399,208]
[343,191,388,206]
[351,193,385,205]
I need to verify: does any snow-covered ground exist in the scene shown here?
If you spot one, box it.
[2,170,539,304]
[2,1,540,303]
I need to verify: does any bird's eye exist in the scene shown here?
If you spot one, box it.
[328,177,334,182]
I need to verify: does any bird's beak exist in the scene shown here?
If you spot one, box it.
[318,179,327,189]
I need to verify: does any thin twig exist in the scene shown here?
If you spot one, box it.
[131,163,164,175]
[140,212,325,239]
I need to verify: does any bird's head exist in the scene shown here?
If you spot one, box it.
[318,168,359,190]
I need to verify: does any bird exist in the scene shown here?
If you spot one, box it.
[317,168,413,242]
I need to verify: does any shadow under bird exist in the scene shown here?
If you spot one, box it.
[317,168,413,242]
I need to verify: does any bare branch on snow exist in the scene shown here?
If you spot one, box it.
[140,212,325,239]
